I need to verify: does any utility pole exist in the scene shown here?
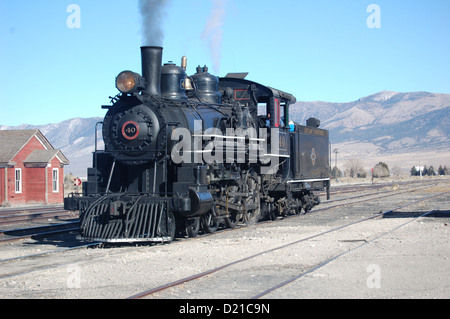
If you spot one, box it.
[333,148,339,168]
[333,148,339,181]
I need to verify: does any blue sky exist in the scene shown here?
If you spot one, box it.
[1,0,449,126]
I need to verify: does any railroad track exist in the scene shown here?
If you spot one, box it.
[0,185,425,267]
[0,187,414,279]
[0,180,424,247]
[0,180,447,298]
[0,205,64,214]
[126,189,449,299]
[0,209,78,226]
[0,206,80,245]
[0,221,80,244]
[319,178,445,197]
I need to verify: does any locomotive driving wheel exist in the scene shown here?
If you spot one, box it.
[243,171,261,225]
[224,170,261,228]
[201,209,219,233]
[185,218,200,238]
[224,184,242,228]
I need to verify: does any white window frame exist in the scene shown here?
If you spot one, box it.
[52,168,59,193]
[15,168,22,193]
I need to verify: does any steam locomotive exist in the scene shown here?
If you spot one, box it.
[64,46,330,243]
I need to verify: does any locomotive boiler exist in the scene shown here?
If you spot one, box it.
[64,46,330,243]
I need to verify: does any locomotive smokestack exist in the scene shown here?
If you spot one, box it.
[141,46,163,97]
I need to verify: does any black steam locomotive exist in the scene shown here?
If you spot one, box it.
[64,46,330,243]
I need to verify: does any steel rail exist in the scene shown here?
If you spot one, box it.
[126,190,449,299]
[0,210,78,225]
[252,207,441,299]
[0,206,64,216]
[0,222,80,244]
[0,242,102,279]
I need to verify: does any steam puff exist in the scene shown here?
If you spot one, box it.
[139,0,170,46]
[202,0,228,74]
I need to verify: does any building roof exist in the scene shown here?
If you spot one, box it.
[0,129,69,166]
[24,149,69,166]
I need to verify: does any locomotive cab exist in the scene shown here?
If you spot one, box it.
[218,76,330,200]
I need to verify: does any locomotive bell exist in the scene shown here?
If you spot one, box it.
[183,77,194,91]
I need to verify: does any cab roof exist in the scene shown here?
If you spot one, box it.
[218,77,297,104]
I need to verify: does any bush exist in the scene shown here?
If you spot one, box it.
[438,165,448,175]
[373,162,390,178]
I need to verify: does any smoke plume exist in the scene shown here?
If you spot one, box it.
[139,0,170,46]
[202,0,229,74]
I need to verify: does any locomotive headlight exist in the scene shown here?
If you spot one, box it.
[115,71,144,94]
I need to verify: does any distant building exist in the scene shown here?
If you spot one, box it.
[0,129,69,206]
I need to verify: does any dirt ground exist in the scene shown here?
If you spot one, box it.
[0,178,449,300]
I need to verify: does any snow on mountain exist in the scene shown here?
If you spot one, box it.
[366,90,399,102]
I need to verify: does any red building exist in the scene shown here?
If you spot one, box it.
[0,130,69,206]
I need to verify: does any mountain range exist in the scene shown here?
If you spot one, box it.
[1,91,449,177]
[290,91,449,172]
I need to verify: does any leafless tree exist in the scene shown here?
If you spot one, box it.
[345,158,365,178]
[391,165,402,177]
